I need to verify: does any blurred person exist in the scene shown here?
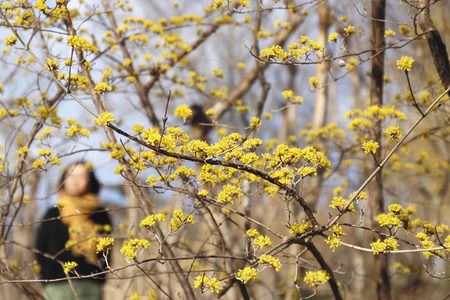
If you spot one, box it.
[35,161,112,300]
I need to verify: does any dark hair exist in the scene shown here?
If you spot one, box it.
[59,160,101,194]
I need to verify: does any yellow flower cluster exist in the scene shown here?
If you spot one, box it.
[343,25,356,35]
[46,57,59,71]
[236,267,258,284]
[170,209,195,231]
[245,228,272,249]
[193,274,223,294]
[174,104,193,121]
[304,270,330,287]
[309,76,319,88]
[94,112,116,126]
[330,195,355,212]
[347,105,406,133]
[258,254,282,271]
[362,140,379,154]
[63,261,78,274]
[67,35,98,53]
[281,89,304,104]
[385,29,396,37]
[289,221,312,235]
[94,82,113,94]
[396,56,414,71]
[260,35,324,62]
[370,237,398,254]
[4,35,17,46]
[325,225,345,251]
[299,123,345,143]
[217,184,242,204]
[328,32,339,42]
[384,126,402,140]
[120,239,150,260]
[376,203,415,229]
[37,127,53,140]
[38,148,52,156]
[66,119,90,137]
[140,213,166,228]
[96,237,115,253]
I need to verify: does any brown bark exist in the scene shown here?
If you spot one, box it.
[369,1,391,300]
[418,0,450,95]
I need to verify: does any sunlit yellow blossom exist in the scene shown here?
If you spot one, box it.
[174,104,193,121]
[258,254,282,271]
[63,261,78,274]
[96,237,115,253]
[328,32,339,42]
[236,267,258,284]
[193,274,223,294]
[343,25,356,35]
[304,270,330,287]
[396,56,414,71]
[94,112,116,126]
[94,82,113,94]
[385,29,396,37]
[38,148,52,156]
[32,159,46,169]
[140,213,166,228]
[362,140,379,154]
[384,126,402,140]
[120,239,150,260]
[46,57,59,70]
[289,221,312,235]
[217,184,242,203]
[309,76,319,88]
[5,35,17,46]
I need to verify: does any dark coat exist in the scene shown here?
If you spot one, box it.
[34,206,112,284]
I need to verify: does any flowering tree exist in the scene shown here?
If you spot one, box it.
[0,0,449,299]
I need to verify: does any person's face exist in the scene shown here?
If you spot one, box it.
[63,164,90,196]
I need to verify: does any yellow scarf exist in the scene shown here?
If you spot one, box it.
[59,193,100,264]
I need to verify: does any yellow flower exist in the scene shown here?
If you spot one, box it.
[197,189,209,197]
[94,112,116,126]
[96,237,115,253]
[384,29,396,37]
[343,25,356,35]
[140,213,166,228]
[94,82,113,94]
[236,267,258,284]
[396,56,414,71]
[309,76,319,89]
[362,140,379,154]
[16,146,29,157]
[217,184,242,204]
[289,221,312,235]
[120,239,150,260]
[4,35,17,46]
[174,104,193,122]
[193,274,223,294]
[38,148,52,156]
[249,116,261,129]
[327,32,339,42]
[258,254,282,271]
[254,235,271,249]
[376,213,401,227]
[384,126,402,140]
[32,159,46,169]
[63,261,78,273]
[46,57,60,70]
[370,237,398,254]
[304,270,330,287]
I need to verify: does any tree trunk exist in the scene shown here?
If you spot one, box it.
[369,1,391,300]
